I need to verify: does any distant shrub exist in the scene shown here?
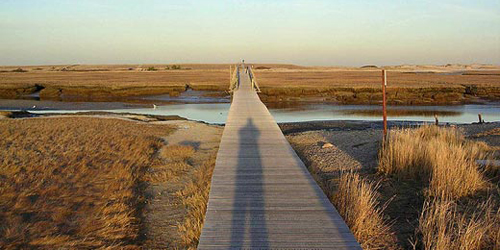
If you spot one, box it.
[147,67,157,71]
[465,85,478,96]
[171,65,181,70]
[11,68,27,72]
[361,65,378,69]
[255,66,271,70]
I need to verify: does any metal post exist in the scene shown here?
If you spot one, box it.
[382,69,388,139]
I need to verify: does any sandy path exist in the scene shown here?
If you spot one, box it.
[160,120,223,165]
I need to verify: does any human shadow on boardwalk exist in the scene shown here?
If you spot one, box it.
[230,118,269,248]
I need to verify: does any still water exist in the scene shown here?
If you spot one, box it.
[1,98,499,124]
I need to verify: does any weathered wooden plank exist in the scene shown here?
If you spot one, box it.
[197,68,360,249]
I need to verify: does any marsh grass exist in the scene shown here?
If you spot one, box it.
[332,172,399,249]
[379,125,487,199]
[1,64,499,104]
[145,144,196,184]
[0,117,174,248]
[378,125,499,249]
[176,156,216,249]
[160,145,196,163]
[255,69,500,104]
[419,198,500,250]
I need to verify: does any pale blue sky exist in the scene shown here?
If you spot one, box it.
[1,0,499,66]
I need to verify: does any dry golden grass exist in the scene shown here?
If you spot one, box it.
[160,145,196,163]
[0,111,12,118]
[0,69,229,101]
[1,64,499,104]
[0,117,174,249]
[0,70,226,88]
[144,161,191,184]
[331,172,398,249]
[175,156,216,249]
[379,126,487,199]
[144,145,197,184]
[256,69,500,88]
[419,198,500,250]
[378,125,500,249]
[0,64,298,99]
[254,68,500,104]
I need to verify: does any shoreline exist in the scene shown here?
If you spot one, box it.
[1,87,499,105]
[3,110,499,128]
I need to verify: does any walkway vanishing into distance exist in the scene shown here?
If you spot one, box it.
[198,66,361,249]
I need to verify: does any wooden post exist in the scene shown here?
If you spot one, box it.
[434,114,439,126]
[382,69,388,139]
[229,65,232,85]
[478,113,483,124]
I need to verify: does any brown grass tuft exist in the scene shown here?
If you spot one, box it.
[160,145,195,162]
[145,145,196,183]
[0,111,12,118]
[379,125,487,199]
[176,156,216,249]
[0,117,173,249]
[331,172,398,249]
[419,198,500,250]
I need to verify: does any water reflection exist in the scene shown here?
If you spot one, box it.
[340,109,462,117]
[140,89,230,103]
[1,98,500,124]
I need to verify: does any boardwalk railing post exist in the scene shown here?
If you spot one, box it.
[382,69,388,139]
[237,65,240,89]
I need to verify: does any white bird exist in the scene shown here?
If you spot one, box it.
[32,105,36,109]
[153,104,157,109]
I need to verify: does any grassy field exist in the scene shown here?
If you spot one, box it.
[255,68,500,104]
[1,64,499,104]
[0,117,173,248]
[0,116,218,249]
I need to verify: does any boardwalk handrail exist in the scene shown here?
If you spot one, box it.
[248,66,261,92]
[229,65,240,92]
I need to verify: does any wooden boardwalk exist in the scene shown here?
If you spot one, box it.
[198,67,361,249]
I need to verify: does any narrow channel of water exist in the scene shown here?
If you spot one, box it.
[1,98,499,124]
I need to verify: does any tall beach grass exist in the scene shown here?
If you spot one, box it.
[378,125,487,199]
[378,125,499,249]
[332,172,398,249]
